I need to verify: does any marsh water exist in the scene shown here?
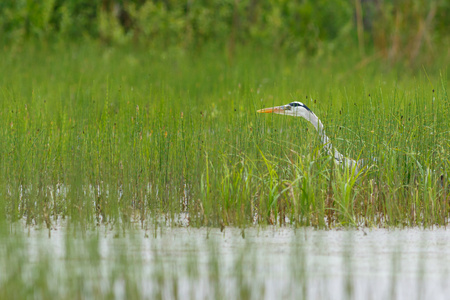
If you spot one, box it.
[2,225,450,299]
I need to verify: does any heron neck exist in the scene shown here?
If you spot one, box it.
[305,111,346,163]
[305,112,329,145]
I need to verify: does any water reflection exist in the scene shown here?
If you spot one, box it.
[1,226,450,299]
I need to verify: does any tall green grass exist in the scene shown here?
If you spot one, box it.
[0,43,449,229]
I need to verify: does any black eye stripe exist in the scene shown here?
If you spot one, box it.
[289,102,312,112]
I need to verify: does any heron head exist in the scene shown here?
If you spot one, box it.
[257,101,313,118]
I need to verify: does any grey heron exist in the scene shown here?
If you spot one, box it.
[257,101,366,172]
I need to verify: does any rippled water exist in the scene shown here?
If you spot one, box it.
[3,225,450,299]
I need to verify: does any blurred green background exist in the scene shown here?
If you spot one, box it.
[1,0,449,67]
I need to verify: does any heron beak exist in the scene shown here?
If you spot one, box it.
[257,106,285,113]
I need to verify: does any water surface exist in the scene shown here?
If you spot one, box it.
[2,226,450,299]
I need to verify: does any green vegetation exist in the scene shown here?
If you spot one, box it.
[1,0,449,66]
[0,43,448,229]
[1,2,449,299]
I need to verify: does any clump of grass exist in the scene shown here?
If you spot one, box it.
[0,43,449,229]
